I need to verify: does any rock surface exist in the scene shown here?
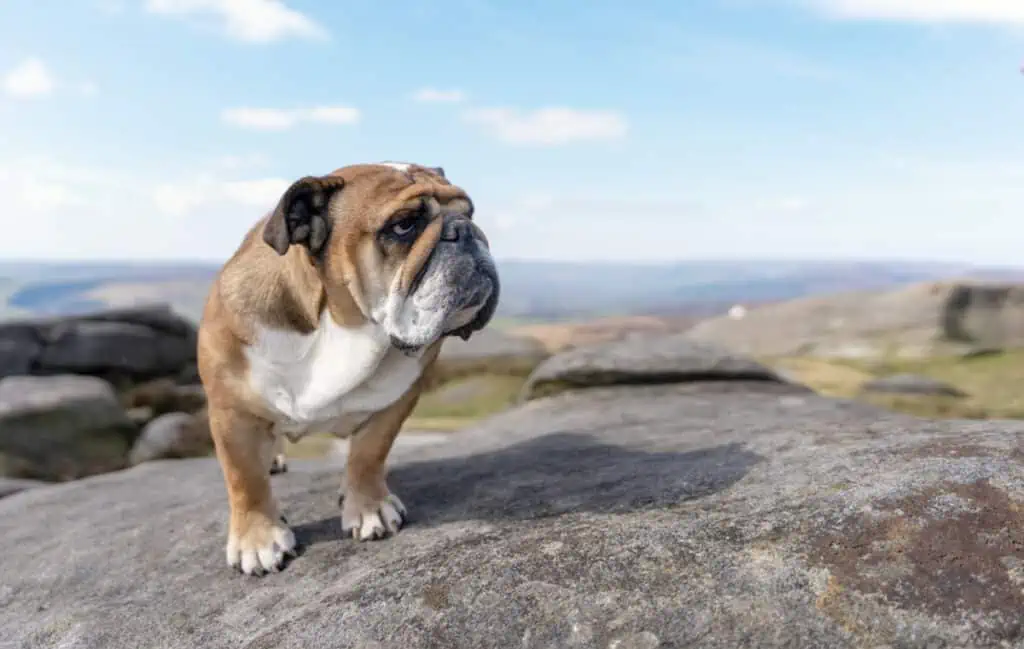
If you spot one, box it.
[0,304,197,385]
[0,375,138,481]
[861,373,968,398]
[4,367,1023,647]
[520,332,797,401]
[0,476,47,499]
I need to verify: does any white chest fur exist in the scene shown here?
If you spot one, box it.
[243,311,424,438]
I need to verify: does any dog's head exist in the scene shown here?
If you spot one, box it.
[261,162,499,351]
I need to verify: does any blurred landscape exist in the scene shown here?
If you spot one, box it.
[3,257,1023,323]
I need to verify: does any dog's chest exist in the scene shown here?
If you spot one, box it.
[243,316,423,435]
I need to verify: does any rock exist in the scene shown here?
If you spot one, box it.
[0,304,197,383]
[520,332,799,401]
[2,380,1023,648]
[434,328,548,383]
[0,476,47,499]
[0,375,138,481]
[122,378,207,417]
[861,374,968,398]
[129,410,213,465]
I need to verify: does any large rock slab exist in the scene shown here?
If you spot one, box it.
[520,332,797,401]
[3,380,1023,647]
[0,375,138,481]
[0,304,197,384]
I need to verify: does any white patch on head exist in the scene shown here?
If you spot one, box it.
[243,310,424,438]
[378,161,411,173]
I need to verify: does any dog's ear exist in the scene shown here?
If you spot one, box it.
[427,166,445,179]
[262,175,346,256]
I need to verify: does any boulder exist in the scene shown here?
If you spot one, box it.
[520,332,799,401]
[0,375,139,481]
[2,378,1023,648]
[860,373,968,398]
[128,410,213,465]
[433,328,548,383]
[0,304,197,384]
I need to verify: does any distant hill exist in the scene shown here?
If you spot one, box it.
[685,279,1024,359]
[0,258,1021,325]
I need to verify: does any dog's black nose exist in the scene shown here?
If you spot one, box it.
[440,217,471,242]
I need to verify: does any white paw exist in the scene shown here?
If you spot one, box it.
[341,492,407,541]
[226,517,297,576]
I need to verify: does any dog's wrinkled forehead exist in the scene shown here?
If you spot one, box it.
[328,162,473,226]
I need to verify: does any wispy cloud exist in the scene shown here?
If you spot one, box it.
[803,0,1024,25]
[3,59,55,98]
[2,58,98,99]
[221,105,361,130]
[461,106,628,146]
[144,0,327,43]
[152,176,290,216]
[412,88,467,103]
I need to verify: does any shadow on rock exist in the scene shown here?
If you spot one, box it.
[294,432,763,548]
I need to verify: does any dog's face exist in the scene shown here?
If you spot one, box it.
[262,162,499,350]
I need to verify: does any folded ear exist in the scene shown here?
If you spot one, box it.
[262,175,346,256]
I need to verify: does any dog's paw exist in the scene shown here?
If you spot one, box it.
[226,514,297,576]
[340,491,407,541]
[269,454,288,475]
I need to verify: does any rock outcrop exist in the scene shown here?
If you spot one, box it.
[520,333,797,401]
[686,280,1024,359]
[0,304,198,385]
[3,334,1023,647]
[0,375,139,481]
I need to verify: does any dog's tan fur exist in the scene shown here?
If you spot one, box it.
[197,162,480,575]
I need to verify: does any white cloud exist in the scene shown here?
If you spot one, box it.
[221,105,360,130]
[2,59,98,100]
[144,0,326,43]
[152,175,290,216]
[461,107,628,146]
[413,88,467,103]
[805,0,1024,24]
[3,59,55,98]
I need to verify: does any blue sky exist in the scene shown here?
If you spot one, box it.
[1,0,1024,265]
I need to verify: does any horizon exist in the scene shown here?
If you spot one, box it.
[2,1,1024,264]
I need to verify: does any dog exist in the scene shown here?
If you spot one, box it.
[196,162,500,576]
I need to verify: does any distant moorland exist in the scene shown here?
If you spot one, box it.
[0,258,1022,324]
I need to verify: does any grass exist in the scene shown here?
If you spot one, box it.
[771,348,1024,420]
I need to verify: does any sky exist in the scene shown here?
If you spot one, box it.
[1,0,1024,265]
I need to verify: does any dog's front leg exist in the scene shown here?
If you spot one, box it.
[209,403,297,575]
[339,385,423,541]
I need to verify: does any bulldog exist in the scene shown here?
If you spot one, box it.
[196,162,499,576]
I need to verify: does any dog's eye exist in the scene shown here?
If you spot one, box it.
[388,215,419,239]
